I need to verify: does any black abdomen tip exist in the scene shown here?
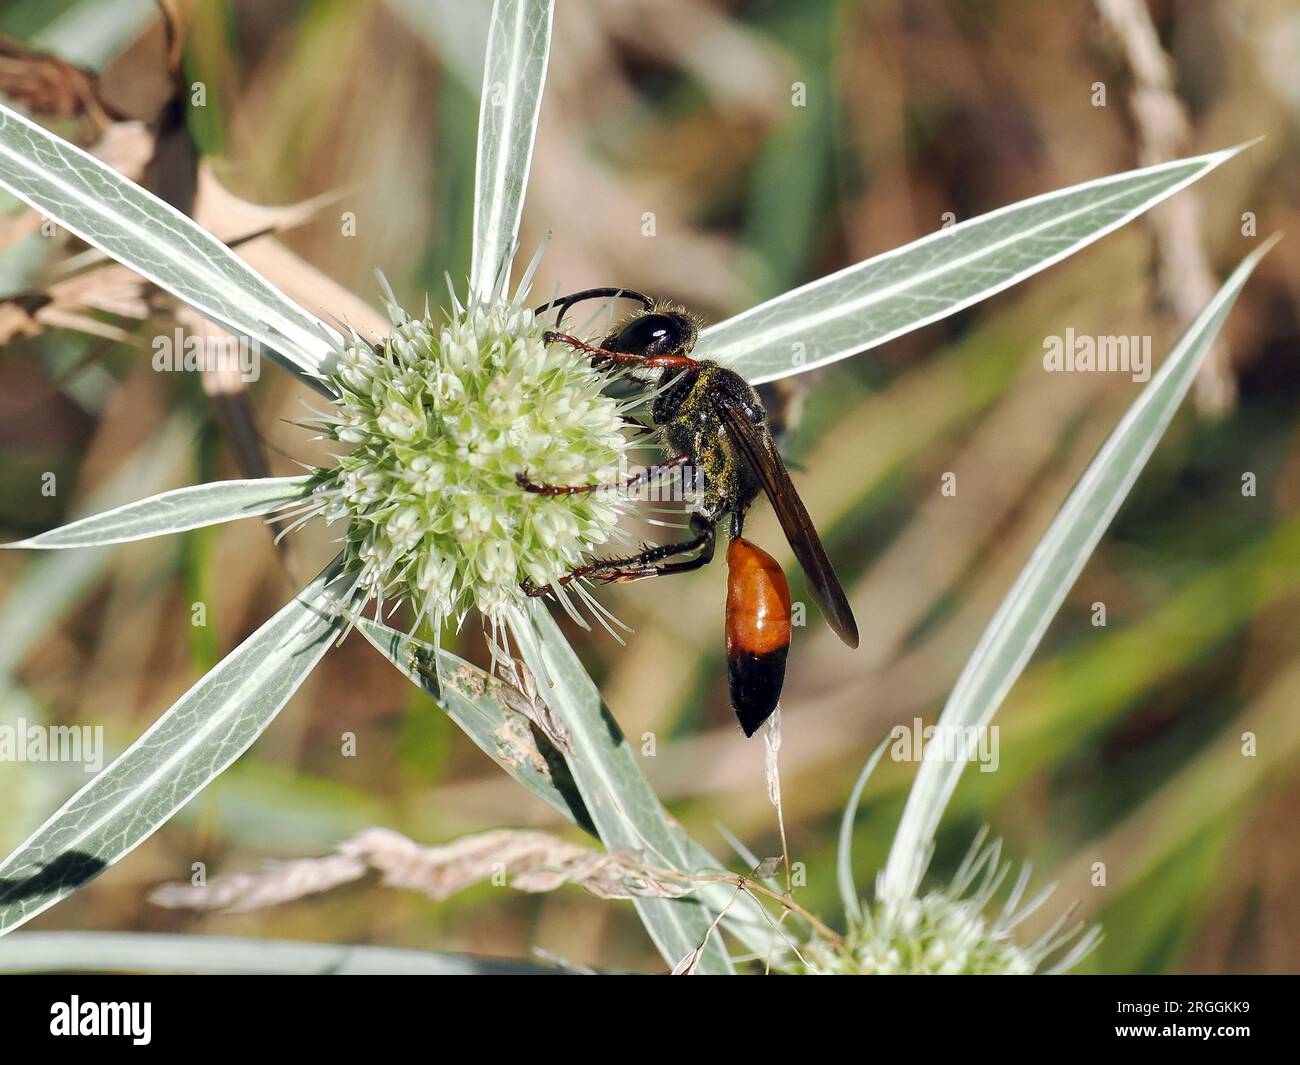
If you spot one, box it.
[727,647,789,737]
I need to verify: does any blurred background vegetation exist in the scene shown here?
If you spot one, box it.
[0,0,1297,974]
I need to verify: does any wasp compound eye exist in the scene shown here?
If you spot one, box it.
[606,312,695,357]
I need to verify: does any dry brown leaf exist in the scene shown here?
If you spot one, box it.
[149,827,693,914]
[0,34,121,124]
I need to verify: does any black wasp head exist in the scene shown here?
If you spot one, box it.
[603,309,698,358]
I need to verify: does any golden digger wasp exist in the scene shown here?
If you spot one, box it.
[519,289,859,736]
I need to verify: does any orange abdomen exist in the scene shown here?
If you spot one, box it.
[725,538,792,656]
[725,537,792,736]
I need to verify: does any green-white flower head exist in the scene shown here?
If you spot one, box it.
[803,831,1100,975]
[303,269,637,633]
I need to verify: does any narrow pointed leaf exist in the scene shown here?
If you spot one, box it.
[371,617,780,964]
[0,415,194,682]
[837,737,888,924]
[704,146,1250,384]
[879,236,1279,902]
[508,602,735,973]
[2,477,310,549]
[0,558,358,935]
[469,0,554,299]
[356,618,593,831]
[0,103,340,392]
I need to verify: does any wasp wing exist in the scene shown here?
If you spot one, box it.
[715,395,859,648]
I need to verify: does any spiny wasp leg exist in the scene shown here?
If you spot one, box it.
[542,330,698,371]
[521,514,716,596]
[515,453,691,496]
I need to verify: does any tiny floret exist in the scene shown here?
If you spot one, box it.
[801,832,1099,975]
[817,892,1038,975]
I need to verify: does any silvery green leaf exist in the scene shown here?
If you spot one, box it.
[2,477,310,550]
[0,558,357,935]
[356,618,593,830]
[879,236,1280,902]
[704,146,1251,384]
[837,737,888,924]
[469,0,554,299]
[30,0,158,70]
[0,103,340,393]
[0,418,195,850]
[508,602,735,974]
[387,0,490,92]
[0,415,193,683]
[0,931,561,974]
[368,614,780,963]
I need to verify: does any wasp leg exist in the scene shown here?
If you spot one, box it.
[543,330,699,371]
[522,514,716,596]
[516,452,690,496]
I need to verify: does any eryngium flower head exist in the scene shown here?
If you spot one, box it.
[821,892,1037,975]
[304,284,632,630]
[802,831,1100,975]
